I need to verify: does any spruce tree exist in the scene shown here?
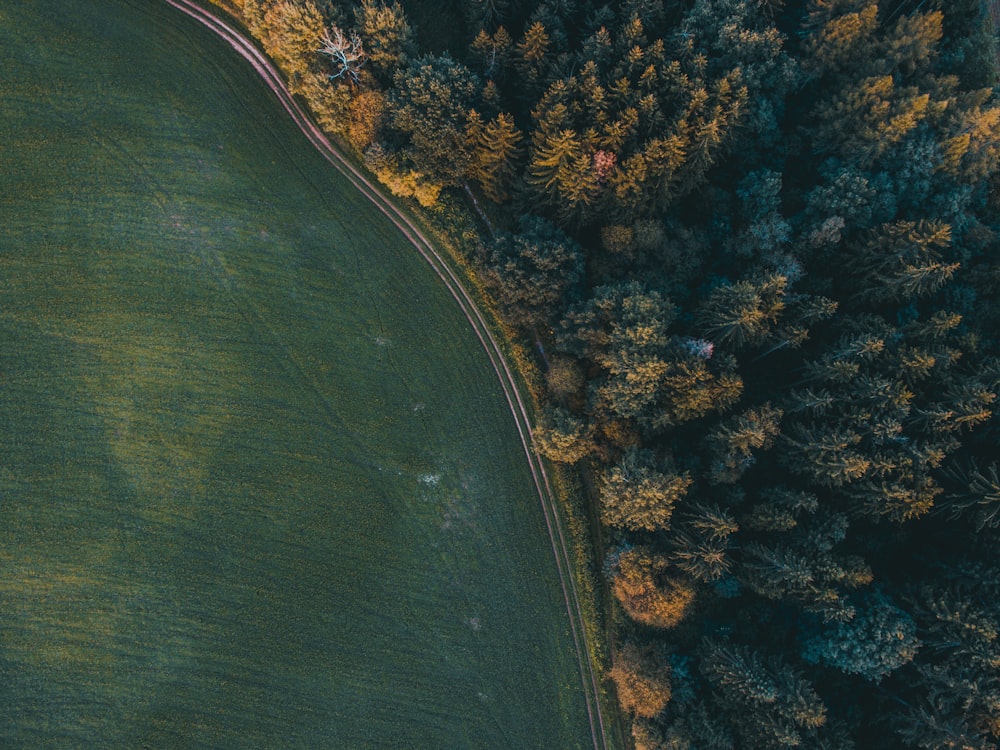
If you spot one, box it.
[468,111,523,202]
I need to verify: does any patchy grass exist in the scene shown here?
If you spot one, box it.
[0,1,593,747]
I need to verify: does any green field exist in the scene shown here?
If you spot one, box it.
[0,1,592,746]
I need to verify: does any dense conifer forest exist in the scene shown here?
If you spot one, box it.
[210,0,1000,746]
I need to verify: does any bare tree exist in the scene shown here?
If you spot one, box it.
[318,26,366,83]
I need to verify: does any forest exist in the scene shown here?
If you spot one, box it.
[207,0,1000,747]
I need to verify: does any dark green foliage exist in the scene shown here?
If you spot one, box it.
[667,504,738,583]
[699,641,828,749]
[479,215,583,329]
[738,502,872,623]
[940,460,1000,531]
[801,591,920,682]
[890,566,1000,749]
[697,274,788,351]
[388,53,481,183]
[704,403,783,484]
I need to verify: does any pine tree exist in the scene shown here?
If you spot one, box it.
[937,89,1000,183]
[701,642,780,706]
[894,572,1000,748]
[470,26,513,79]
[739,501,872,622]
[802,0,879,78]
[940,460,1000,530]
[878,10,944,78]
[515,20,551,91]
[846,473,944,522]
[526,127,584,205]
[912,382,996,435]
[468,111,522,202]
[669,504,739,582]
[677,74,747,192]
[697,275,788,352]
[610,134,687,219]
[462,0,513,33]
[704,403,783,483]
[744,488,819,533]
[556,150,603,226]
[781,423,871,487]
[812,75,937,167]
[700,641,828,749]
[651,351,743,430]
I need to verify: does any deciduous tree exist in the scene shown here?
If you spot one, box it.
[598,448,692,532]
[389,54,481,184]
[533,404,594,464]
[610,642,673,719]
[611,547,696,629]
[479,215,583,329]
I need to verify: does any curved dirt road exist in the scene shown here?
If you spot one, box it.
[158,1,613,748]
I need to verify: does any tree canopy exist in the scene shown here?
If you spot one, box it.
[219,0,1000,746]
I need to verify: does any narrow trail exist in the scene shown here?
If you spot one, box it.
[157,2,612,748]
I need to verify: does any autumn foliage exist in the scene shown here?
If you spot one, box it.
[220,0,1000,746]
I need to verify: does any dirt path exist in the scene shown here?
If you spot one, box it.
[158,2,613,748]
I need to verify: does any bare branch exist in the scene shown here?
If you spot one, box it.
[318,26,366,83]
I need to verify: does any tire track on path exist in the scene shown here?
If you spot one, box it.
[156,2,612,748]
